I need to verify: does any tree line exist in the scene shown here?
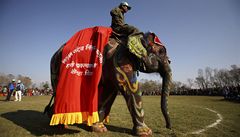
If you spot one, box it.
[139,64,240,98]
[0,73,50,90]
[193,64,239,90]
[0,74,32,87]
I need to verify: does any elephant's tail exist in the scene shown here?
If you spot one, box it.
[43,93,55,118]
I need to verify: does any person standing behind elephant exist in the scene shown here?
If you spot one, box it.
[5,79,16,101]
[15,80,24,101]
[110,2,140,36]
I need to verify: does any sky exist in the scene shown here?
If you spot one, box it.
[0,0,239,85]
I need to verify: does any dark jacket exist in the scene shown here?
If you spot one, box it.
[110,7,125,30]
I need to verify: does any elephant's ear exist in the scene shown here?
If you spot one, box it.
[150,33,164,47]
[153,34,162,46]
[147,33,163,47]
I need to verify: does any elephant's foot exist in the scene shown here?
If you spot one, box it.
[133,126,152,137]
[166,123,172,129]
[91,122,107,133]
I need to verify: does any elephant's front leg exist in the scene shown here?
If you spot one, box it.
[93,83,118,133]
[118,70,152,136]
[120,86,152,136]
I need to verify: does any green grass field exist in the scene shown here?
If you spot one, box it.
[0,95,239,137]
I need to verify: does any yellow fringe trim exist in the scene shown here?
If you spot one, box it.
[50,112,99,126]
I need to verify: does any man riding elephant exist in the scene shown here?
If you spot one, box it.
[110,2,140,36]
[109,2,151,66]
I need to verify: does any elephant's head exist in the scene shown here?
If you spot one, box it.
[139,32,170,73]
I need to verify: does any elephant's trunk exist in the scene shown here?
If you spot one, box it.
[139,50,172,129]
[161,93,171,129]
[160,62,172,129]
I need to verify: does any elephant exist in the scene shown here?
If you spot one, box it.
[94,32,172,136]
[44,30,172,137]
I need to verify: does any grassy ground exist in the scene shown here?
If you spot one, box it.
[0,95,239,137]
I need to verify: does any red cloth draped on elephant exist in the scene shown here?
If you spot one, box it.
[50,26,112,126]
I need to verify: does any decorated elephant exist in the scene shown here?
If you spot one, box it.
[44,27,172,137]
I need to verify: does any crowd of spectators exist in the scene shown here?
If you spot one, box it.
[141,86,240,102]
[0,85,53,97]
